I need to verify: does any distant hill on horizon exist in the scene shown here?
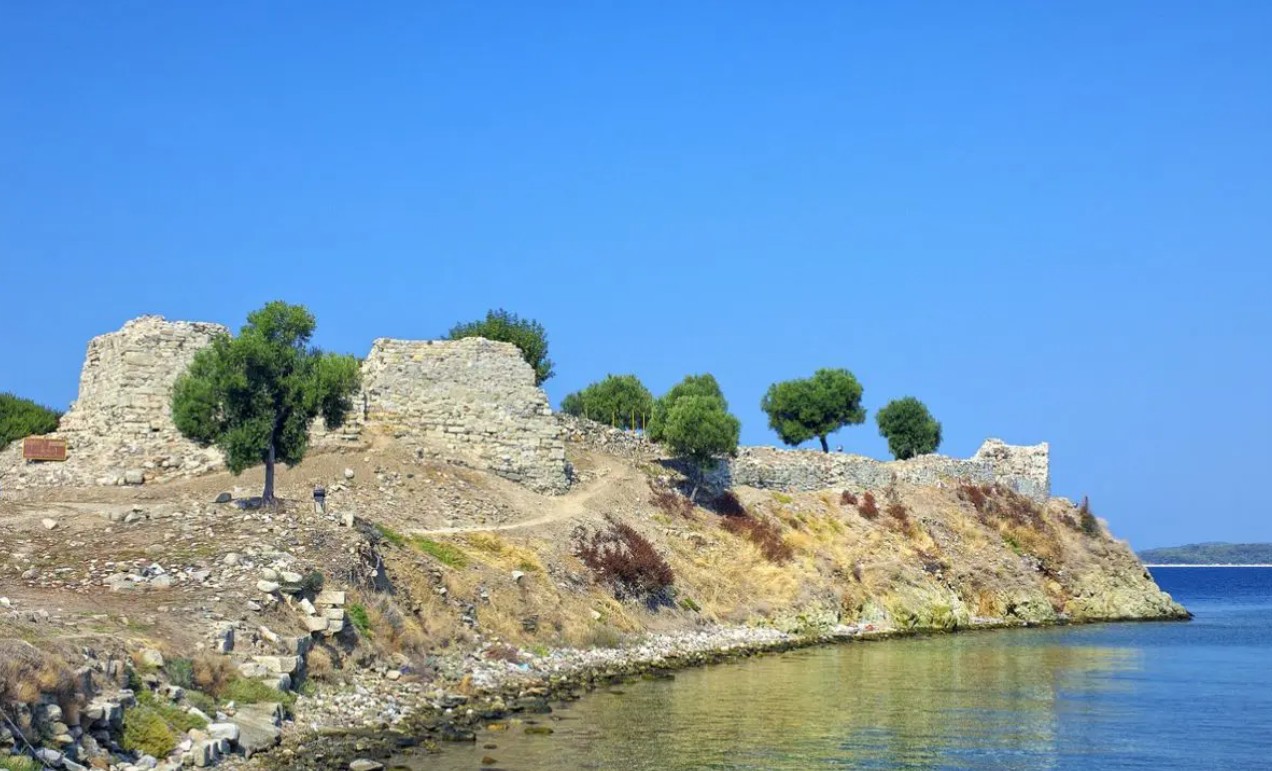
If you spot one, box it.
[1139,542,1272,565]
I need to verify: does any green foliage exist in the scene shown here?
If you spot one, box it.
[347,603,372,634]
[300,571,325,595]
[135,689,208,732]
[875,396,942,460]
[561,374,654,430]
[647,374,727,442]
[660,393,740,497]
[184,689,217,716]
[446,308,554,385]
[0,393,62,450]
[164,658,194,689]
[1078,496,1101,537]
[171,301,361,501]
[0,756,42,771]
[760,369,865,452]
[121,704,179,758]
[410,537,468,567]
[222,677,294,707]
[374,523,406,547]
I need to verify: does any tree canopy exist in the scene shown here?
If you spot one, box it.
[660,394,740,500]
[0,393,62,450]
[446,308,554,385]
[171,301,361,503]
[647,373,727,442]
[561,374,654,430]
[875,396,942,460]
[760,368,865,452]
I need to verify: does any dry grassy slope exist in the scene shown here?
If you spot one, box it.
[0,437,1184,696]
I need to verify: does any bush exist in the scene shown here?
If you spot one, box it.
[410,537,468,567]
[886,502,909,524]
[719,514,793,563]
[446,309,554,385]
[649,485,695,518]
[857,492,879,519]
[300,571,325,595]
[184,690,217,715]
[574,520,674,601]
[561,374,654,430]
[0,756,42,771]
[222,677,294,707]
[164,658,194,690]
[348,603,371,634]
[135,689,207,732]
[840,490,858,506]
[121,705,179,759]
[191,654,234,697]
[0,393,61,450]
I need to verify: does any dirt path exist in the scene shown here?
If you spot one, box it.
[410,454,642,536]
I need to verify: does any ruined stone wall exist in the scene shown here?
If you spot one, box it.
[0,316,228,488]
[319,337,569,494]
[706,439,1050,500]
[559,416,1050,501]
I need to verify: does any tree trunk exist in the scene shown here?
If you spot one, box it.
[819,435,829,453]
[262,441,276,504]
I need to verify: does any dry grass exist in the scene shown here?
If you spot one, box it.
[461,531,544,573]
[0,640,76,710]
[719,513,794,563]
[192,653,235,697]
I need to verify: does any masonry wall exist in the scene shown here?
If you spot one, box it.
[1,316,228,488]
[332,337,569,493]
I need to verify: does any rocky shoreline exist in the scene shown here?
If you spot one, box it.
[256,610,1188,771]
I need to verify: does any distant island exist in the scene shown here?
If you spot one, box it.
[1139,542,1272,565]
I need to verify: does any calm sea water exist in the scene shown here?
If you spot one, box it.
[405,568,1272,770]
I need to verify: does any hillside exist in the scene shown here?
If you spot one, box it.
[1140,542,1272,565]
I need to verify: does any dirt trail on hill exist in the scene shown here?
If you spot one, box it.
[411,453,643,535]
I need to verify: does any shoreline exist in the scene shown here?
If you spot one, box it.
[261,610,1190,770]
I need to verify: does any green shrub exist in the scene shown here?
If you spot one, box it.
[410,537,468,567]
[185,689,217,715]
[1079,496,1101,537]
[134,689,207,732]
[121,706,179,759]
[375,524,406,547]
[300,571,325,594]
[446,308,554,385]
[0,393,62,450]
[347,603,371,634]
[222,677,294,707]
[1,755,43,771]
[165,658,194,689]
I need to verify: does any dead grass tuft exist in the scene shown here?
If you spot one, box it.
[719,514,794,564]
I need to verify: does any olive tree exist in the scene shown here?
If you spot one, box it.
[760,368,865,452]
[875,396,942,460]
[446,308,554,385]
[560,374,654,430]
[647,373,727,442]
[171,301,361,503]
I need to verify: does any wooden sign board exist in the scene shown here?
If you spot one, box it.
[22,437,68,462]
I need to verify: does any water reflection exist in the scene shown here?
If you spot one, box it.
[402,629,1145,770]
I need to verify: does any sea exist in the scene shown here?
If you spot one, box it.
[401,567,1272,770]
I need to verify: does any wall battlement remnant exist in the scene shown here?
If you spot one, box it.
[561,415,1050,500]
[1,316,229,488]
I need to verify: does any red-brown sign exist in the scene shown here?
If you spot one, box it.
[22,437,67,462]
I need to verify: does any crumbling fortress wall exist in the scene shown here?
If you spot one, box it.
[317,337,569,493]
[0,316,229,488]
[2,317,570,494]
[708,439,1050,500]
[561,416,1051,501]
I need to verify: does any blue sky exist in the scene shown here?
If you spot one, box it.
[2,3,1269,549]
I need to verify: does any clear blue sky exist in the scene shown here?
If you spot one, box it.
[3,3,1269,549]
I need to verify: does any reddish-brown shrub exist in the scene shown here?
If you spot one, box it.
[574,520,674,601]
[719,514,793,563]
[886,502,909,524]
[710,491,748,517]
[650,484,695,518]
[857,492,879,519]
[840,490,858,506]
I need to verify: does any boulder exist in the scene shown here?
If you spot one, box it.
[231,703,282,758]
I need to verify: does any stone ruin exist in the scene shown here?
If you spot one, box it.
[313,337,569,493]
[708,439,1051,500]
[1,316,570,494]
[561,415,1052,501]
[0,316,229,488]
